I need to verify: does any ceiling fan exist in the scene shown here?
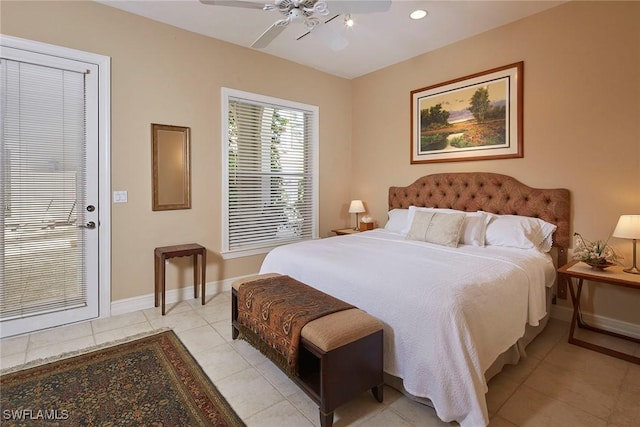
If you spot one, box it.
[199,0,391,50]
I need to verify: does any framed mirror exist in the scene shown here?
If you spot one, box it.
[152,123,191,211]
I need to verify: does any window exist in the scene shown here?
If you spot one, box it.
[222,88,318,258]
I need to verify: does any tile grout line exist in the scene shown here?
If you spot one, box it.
[494,323,573,425]
[525,332,620,426]
[604,363,631,426]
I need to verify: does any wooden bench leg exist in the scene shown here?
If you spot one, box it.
[231,289,239,339]
[319,410,334,427]
[371,384,384,402]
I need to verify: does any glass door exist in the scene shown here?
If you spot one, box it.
[0,48,100,338]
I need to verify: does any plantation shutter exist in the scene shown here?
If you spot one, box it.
[0,57,87,320]
[226,95,316,253]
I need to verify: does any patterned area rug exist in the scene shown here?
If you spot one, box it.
[0,330,245,426]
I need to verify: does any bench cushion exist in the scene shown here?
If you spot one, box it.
[301,308,383,352]
[232,273,383,352]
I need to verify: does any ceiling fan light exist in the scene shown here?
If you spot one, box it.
[344,14,354,27]
[410,9,428,20]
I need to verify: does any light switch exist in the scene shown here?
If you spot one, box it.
[113,190,128,203]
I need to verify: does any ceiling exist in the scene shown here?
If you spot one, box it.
[97,0,565,79]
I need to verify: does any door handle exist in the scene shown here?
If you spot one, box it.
[83,221,96,229]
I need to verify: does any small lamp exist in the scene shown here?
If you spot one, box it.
[612,214,640,274]
[348,200,366,230]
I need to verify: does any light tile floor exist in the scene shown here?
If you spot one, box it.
[1,292,639,427]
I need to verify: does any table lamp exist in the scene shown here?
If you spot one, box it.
[349,200,365,230]
[612,214,640,274]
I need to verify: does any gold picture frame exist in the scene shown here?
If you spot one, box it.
[410,62,523,164]
[152,123,191,211]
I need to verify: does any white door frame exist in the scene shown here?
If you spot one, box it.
[0,35,111,331]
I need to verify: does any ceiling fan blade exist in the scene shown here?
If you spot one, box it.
[329,0,391,15]
[199,0,267,10]
[310,23,348,51]
[251,22,288,48]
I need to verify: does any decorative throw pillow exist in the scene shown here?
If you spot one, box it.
[407,206,490,246]
[406,211,465,247]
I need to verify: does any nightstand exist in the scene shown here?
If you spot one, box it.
[558,260,640,364]
[331,228,360,236]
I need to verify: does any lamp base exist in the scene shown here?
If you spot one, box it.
[621,238,639,274]
[622,265,640,275]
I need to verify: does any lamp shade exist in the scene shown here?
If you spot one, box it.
[612,215,640,239]
[348,200,365,214]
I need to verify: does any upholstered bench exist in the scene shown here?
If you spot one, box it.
[231,274,384,427]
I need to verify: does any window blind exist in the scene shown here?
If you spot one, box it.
[0,58,87,320]
[225,94,317,253]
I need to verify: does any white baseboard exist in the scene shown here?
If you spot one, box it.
[110,277,240,317]
[550,305,640,340]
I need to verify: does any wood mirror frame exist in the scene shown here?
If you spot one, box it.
[152,123,191,211]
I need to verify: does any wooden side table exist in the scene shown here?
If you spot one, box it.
[154,243,206,315]
[558,260,640,364]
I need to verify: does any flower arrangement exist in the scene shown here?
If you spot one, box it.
[573,232,618,268]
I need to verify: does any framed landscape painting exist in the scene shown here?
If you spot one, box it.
[410,62,523,164]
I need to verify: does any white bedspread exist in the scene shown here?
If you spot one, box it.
[259,229,555,427]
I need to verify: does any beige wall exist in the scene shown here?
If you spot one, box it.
[352,1,640,323]
[2,1,639,325]
[1,1,353,301]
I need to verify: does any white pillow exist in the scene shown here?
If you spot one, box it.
[484,213,557,252]
[459,211,491,247]
[408,206,490,246]
[384,208,411,235]
[406,211,465,247]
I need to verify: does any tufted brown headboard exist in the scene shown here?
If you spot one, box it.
[389,172,571,249]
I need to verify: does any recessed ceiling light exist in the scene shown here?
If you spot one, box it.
[410,9,428,20]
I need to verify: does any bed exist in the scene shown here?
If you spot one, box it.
[259,172,570,427]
